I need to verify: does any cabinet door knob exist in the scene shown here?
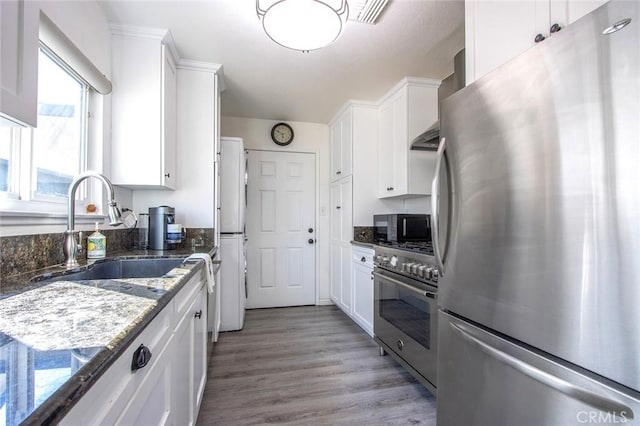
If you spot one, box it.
[164,173,171,178]
[336,206,341,209]
[194,310,202,319]
[550,23,562,34]
[361,256,366,262]
[336,171,342,175]
[534,33,546,43]
[308,228,314,233]
[308,238,315,244]
[131,344,152,371]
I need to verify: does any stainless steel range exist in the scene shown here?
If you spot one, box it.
[373,241,439,394]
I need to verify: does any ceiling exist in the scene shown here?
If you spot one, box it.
[100,0,465,124]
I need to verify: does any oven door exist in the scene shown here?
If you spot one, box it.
[374,268,438,388]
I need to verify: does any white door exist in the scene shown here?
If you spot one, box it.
[246,150,316,308]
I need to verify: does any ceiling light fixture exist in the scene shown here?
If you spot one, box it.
[256,0,349,52]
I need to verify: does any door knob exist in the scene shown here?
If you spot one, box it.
[308,238,315,244]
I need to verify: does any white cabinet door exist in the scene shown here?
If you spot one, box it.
[330,120,342,181]
[352,260,374,337]
[330,177,352,312]
[111,27,178,189]
[329,107,353,182]
[330,243,341,303]
[192,286,208,423]
[377,96,396,197]
[340,245,352,311]
[0,0,38,126]
[161,44,177,189]
[465,0,608,84]
[377,79,438,199]
[340,108,353,178]
[173,291,197,426]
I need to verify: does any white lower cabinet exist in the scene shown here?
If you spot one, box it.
[61,270,208,425]
[351,246,374,337]
[333,244,375,337]
[173,282,208,426]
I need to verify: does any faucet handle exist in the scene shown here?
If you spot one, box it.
[77,231,83,254]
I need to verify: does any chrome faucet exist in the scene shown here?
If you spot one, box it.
[64,171,122,269]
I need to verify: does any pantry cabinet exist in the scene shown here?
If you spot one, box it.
[0,0,39,127]
[377,78,439,199]
[111,25,178,189]
[465,0,608,84]
[330,176,353,311]
[61,269,208,426]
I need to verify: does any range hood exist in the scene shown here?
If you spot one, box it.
[410,48,465,151]
[410,120,440,151]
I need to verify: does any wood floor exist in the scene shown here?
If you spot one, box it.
[196,305,436,425]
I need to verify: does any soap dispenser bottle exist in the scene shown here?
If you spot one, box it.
[87,222,106,259]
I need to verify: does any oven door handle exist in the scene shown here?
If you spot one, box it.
[373,271,437,299]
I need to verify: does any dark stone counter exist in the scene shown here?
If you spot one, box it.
[0,244,217,426]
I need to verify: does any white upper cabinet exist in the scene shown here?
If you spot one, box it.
[0,0,39,127]
[111,26,178,189]
[377,78,439,199]
[329,107,353,181]
[465,0,608,84]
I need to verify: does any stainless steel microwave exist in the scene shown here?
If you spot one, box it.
[373,214,431,243]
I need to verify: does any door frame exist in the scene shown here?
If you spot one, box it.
[246,148,320,306]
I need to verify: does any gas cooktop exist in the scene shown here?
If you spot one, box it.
[375,241,434,256]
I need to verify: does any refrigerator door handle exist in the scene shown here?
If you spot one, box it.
[449,321,635,420]
[431,137,446,274]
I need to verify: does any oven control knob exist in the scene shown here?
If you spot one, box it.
[431,268,440,281]
[381,256,389,263]
[425,267,434,279]
[390,255,398,267]
[411,264,420,275]
[402,263,412,273]
[418,265,427,277]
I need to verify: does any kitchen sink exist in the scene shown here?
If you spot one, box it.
[33,258,185,283]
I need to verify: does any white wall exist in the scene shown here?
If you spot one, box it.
[221,116,332,304]
[132,67,218,227]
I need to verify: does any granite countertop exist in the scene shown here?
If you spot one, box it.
[0,244,217,426]
[351,240,375,249]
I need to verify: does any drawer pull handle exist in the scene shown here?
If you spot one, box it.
[194,310,203,319]
[131,344,152,371]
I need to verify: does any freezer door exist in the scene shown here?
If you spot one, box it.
[219,137,245,233]
[438,0,640,390]
[438,311,640,426]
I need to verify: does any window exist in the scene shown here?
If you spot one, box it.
[0,46,92,212]
[33,48,87,199]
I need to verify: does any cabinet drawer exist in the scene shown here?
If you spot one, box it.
[174,268,206,322]
[60,303,173,425]
[352,246,374,269]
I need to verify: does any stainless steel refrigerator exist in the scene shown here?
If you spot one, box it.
[433,1,640,424]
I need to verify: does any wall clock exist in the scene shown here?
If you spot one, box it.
[271,122,294,146]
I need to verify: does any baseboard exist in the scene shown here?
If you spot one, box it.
[317,297,334,306]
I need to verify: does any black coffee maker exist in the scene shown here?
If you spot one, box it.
[148,206,175,250]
